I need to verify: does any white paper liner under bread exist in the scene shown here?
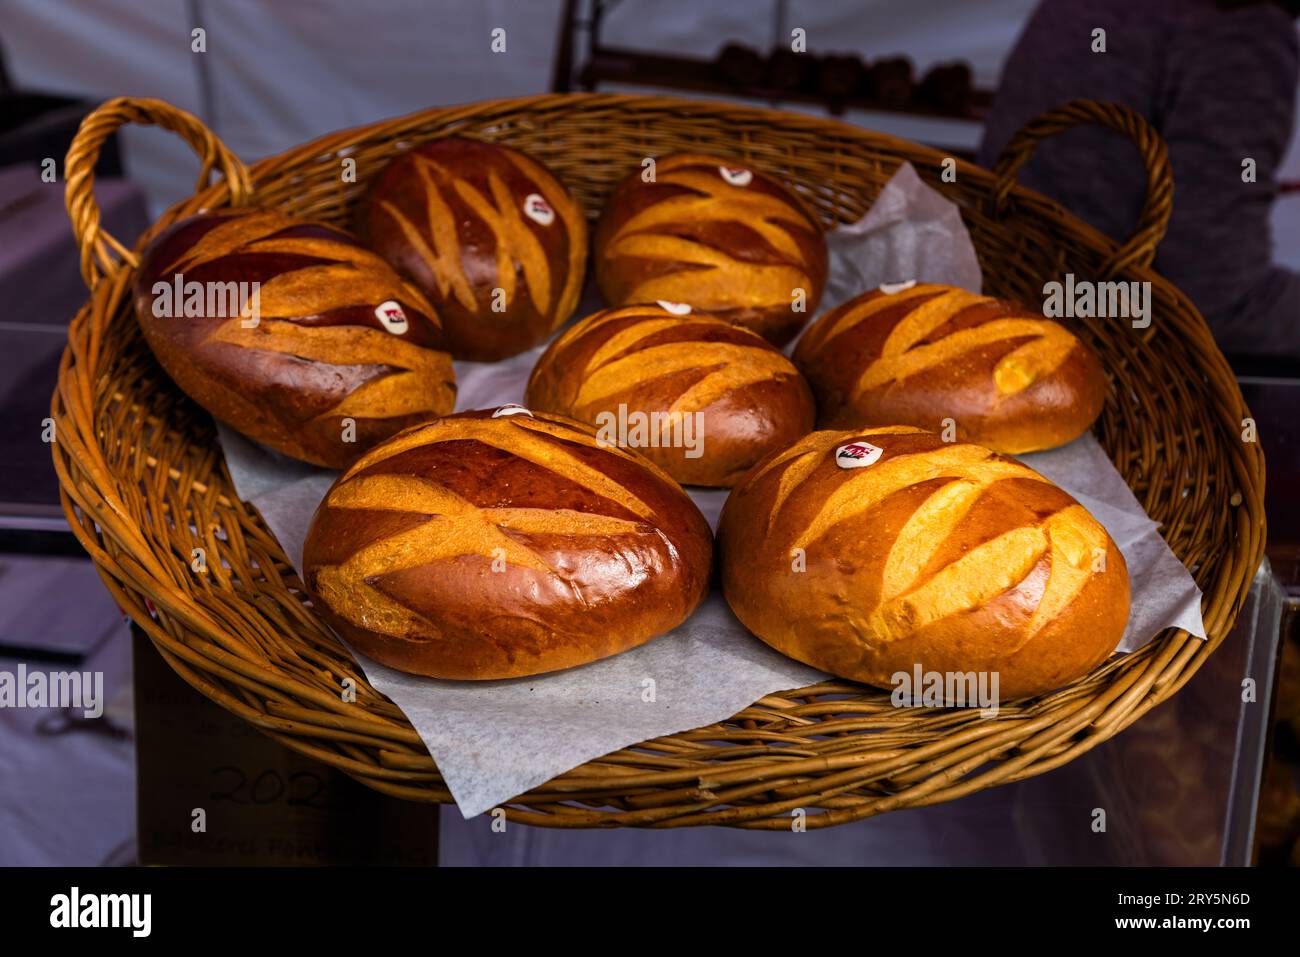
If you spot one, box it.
[216,162,1205,818]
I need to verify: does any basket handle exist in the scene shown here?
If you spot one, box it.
[990,99,1173,276]
[64,96,253,289]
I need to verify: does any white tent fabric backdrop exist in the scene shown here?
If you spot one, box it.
[5,0,1033,212]
[8,0,1295,265]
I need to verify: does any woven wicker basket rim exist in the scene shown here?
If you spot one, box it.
[52,92,1265,829]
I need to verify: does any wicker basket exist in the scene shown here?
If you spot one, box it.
[54,93,1264,828]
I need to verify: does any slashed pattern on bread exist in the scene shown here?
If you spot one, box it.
[595,154,827,344]
[800,284,1079,399]
[313,416,661,636]
[132,209,456,468]
[753,429,1108,645]
[526,303,816,486]
[362,139,587,360]
[303,410,714,678]
[793,283,1107,453]
[718,426,1129,697]
[542,305,802,417]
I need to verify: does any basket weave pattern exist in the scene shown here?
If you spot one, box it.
[53,94,1264,828]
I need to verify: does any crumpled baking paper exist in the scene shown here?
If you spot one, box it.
[818,160,984,312]
[215,161,1204,818]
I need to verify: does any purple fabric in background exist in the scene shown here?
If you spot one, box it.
[978,0,1300,357]
[0,165,148,511]
[0,164,148,326]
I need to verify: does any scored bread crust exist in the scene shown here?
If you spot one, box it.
[356,137,588,361]
[717,427,1130,699]
[793,284,1107,454]
[526,303,816,487]
[131,208,456,468]
[594,153,828,347]
[302,409,714,679]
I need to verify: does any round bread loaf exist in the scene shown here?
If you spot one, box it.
[131,208,455,468]
[356,137,588,361]
[594,154,828,347]
[718,427,1129,699]
[793,282,1107,453]
[302,408,714,679]
[525,302,815,487]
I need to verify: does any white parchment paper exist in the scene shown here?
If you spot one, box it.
[818,161,984,312]
[216,162,1204,818]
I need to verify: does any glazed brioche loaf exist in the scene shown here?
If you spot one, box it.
[793,282,1107,454]
[594,154,828,346]
[357,137,588,361]
[302,408,714,679]
[131,208,455,468]
[525,302,815,487]
[718,427,1130,699]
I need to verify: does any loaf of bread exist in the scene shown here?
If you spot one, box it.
[302,408,714,679]
[525,302,815,487]
[594,154,828,347]
[357,137,587,361]
[793,282,1106,453]
[718,426,1129,699]
[131,208,455,468]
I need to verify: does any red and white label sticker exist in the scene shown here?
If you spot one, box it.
[492,404,534,418]
[523,193,554,226]
[879,279,918,295]
[718,166,753,187]
[835,441,883,469]
[374,300,409,334]
[656,300,692,315]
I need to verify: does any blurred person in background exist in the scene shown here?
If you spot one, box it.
[978,0,1300,359]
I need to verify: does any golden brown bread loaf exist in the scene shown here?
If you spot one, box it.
[302,408,714,679]
[594,153,828,347]
[131,208,455,469]
[525,302,815,487]
[793,282,1107,454]
[357,137,588,361]
[718,426,1129,699]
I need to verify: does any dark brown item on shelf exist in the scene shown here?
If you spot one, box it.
[302,408,713,680]
[130,208,455,468]
[715,42,766,89]
[766,48,813,92]
[356,137,587,361]
[866,56,914,108]
[817,54,865,100]
[526,302,815,487]
[919,62,973,115]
